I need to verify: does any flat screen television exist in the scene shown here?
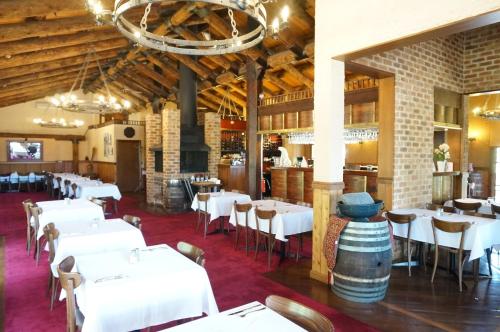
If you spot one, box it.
[7,141,43,162]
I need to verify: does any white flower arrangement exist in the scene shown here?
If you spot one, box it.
[434,143,450,161]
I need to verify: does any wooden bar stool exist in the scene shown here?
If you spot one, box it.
[233,201,253,255]
[386,212,417,276]
[431,217,471,292]
[254,208,277,269]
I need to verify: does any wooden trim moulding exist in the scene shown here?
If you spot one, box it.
[345,87,378,105]
[258,98,313,116]
[0,133,85,141]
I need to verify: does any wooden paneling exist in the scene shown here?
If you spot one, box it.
[93,161,117,183]
[0,161,72,174]
[259,115,271,131]
[218,164,246,193]
[271,114,284,130]
[258,97,313,116]
[271,168,287,198]
[298,110,313,128]
[345,87,378,105]
[303,170,313,204]
[284,112,298,129]
[287,168,304,202]
[432,172,460,204]
[344,170,378,198]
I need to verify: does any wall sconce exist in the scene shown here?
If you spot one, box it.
[468,136,477,142]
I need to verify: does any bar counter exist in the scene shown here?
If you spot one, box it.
[218,164,246,193]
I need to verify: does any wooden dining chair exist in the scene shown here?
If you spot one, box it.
[386,212,418,276]
[70,183,78,199]
[123,214,142,230]
[431,217,471,292]
[43,222,60,310]
[425,203,455,213]
[177,241,206,267]
[91,198,107,214]
[46,174,55,197]
[265,295,334,332]
[29,205,43,265]
[453,200,481,213]
[254,208,277,269]
[21,199,34,255]
[56,177,63,199]
[57,256,84,332]
[196,193,211,239]
[63,179,71,198]
[462,211,495,276]
[234,202,253,255]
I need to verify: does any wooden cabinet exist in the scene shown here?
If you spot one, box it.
[270,167,313,205]
[432,171,460,204]
[271,168,287,198]
[218,164,246,192]
[343,170,378,198]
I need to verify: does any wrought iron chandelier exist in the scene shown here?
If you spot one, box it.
[472,92,500,120]
[217,86,242,123]
[47,49,132,115]
[33,103,84,129]
[86,0,289,55]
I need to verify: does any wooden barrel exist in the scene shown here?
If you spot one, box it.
[164,179,187,212]
[469,172,483,198]
[331,220,392,303]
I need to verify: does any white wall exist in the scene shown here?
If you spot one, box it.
[316,0,500,58]
[0,94,99,135]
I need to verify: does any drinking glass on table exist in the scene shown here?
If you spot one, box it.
[436,208,443,216]
[220,189,225,195]
[487,197,494,205]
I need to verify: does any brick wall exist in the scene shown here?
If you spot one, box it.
[162,103,181,180]
[463,23,500,93]
[354,35,465,208]
[204,112,221,177]
[145,113,162,204]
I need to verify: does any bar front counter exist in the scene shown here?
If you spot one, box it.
[270,167,379,205]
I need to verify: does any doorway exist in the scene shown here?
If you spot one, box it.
[116,140,141,192]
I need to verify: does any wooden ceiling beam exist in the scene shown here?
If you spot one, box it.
[104,84,146,108]
[134,63,176,89]
[0,86,75,109]
[122,71,169,98]
[304,42,314,58]
[227,83,247,98]
[145,55,180,81]
[0,28,121,58]
[0,79,75,99]
[114,75,155,100]
[212,86,247,109]
[267,50,297,68]
[197,97,219,112]
[0,16,109,43]
[201,90,242,115]
[166,53,211,80]
[109,81,151,104]
[281,64,314,88]
[0,49,121,79]
[0,62,99,88]
[0,38,129,70]
[264,73,297,92]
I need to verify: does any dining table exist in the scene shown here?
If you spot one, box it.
[73,244,219,332]
[162,301,306,332]
[228,200,313,242]
[34,198,105,239]
[191,191,252,221]
[444,198,498,215]
[389,208,500,262]
[50,218,146,277]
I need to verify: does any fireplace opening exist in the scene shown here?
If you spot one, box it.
[180,151,208,173]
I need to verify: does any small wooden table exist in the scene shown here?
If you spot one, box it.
[191,181,222,193]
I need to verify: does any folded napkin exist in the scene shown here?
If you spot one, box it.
[340,192,374,205]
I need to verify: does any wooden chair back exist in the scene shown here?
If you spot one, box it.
[386,212,416,224]
[255,208,277,234]
[29,205,42,232]
[71,183,78,198]
[265,295,334,332]
[177,241,205,267]
[57,256,82,332]
[453,200,481,212]
[425,203,455,213]
[491,203,500,215]
[22,199,33,224]
[42,223,59,263]
[431,217,470,253]
[234,202,252,226]
[197,193,210,213]
[123,215,142,229]
[91,198,107,214]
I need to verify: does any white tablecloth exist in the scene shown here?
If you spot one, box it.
[34,199,105,239]
[76,183,122,200]
[390,208,500,261]
[163,302,306,332]
[74,244,219,332]
[52,173,87,189]
[191,192,252,221]
[51,218,145,276]
[444,198,496,215]
[228,200,313,242]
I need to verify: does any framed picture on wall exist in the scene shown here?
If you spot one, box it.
[104,133,113,157]
[7,141,43,162]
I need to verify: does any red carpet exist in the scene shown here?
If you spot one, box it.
[0,192,377,331]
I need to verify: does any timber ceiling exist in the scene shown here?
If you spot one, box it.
[0,0,316,113]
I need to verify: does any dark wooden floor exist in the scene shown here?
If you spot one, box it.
[266,255,500,332]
